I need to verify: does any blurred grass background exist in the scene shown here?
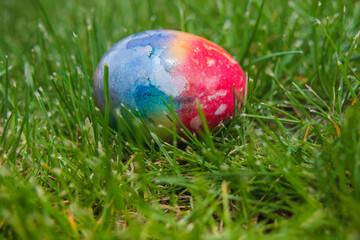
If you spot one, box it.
[1,0,360,239]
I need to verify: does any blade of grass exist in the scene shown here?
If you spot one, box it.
[240,0,266,64]
[151,133,180,176]
[247,50,303,66]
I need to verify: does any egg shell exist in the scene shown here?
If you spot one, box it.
[93,29,246,138]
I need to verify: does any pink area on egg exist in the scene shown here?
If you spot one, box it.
[169,31,245,132]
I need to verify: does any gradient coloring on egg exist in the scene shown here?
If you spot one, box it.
[93,30,246,136]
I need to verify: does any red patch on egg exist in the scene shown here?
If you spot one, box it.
[172,34,245,132]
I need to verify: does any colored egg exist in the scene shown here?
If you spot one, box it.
[93,30,246,139]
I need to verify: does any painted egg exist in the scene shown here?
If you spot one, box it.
[93,30,246,139]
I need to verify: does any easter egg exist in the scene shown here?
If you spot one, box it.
[93,30,246,139]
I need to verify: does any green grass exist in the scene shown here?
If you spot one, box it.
[1,0,360,239]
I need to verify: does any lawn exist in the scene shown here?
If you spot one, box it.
[1,0,360,239]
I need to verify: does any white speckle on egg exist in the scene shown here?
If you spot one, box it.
[191,57,199,65]
[202,43,238,64]
[207,90,228,101]
[206,57,215,67]
[190,116,202,130]
[214,104,227,115]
